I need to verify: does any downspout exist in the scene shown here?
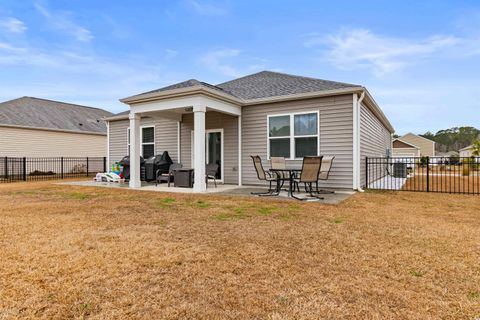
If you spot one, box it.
[354,91,365,192]
[106,120,110,172]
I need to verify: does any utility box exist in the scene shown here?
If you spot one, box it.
[393,162,407,178]
[174,169,194,188]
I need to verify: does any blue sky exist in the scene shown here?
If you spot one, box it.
[0,0,479,134]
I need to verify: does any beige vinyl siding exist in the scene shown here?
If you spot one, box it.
[359,103,392,187]
[109,119,129,166]
[0,126,106,157]
[392,147,420,157]
[108,117,179,167]
[180,111,239,184]
[242,95,354,189]
[400,133,435,157]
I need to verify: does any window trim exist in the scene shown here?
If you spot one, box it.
[267,111,320,160]
[127,125,156,158]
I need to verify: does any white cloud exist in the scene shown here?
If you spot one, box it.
[198,48,268,78]
[34,2,93,42]
[0,17,27,33]
[306,29,461,76]
[165,49,179,59]
[185,0,227,16]
[199,48,243,77]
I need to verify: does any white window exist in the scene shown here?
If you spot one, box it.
[127,126,155,158]
[267,111,319,159]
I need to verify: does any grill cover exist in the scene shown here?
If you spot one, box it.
[144,151,174,181]
[119,156,146,180]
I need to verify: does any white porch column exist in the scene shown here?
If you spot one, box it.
[129,112,141,188]
[193,106,206,192]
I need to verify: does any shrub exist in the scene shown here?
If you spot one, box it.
[449,155,460,165]
[420,156,429,167]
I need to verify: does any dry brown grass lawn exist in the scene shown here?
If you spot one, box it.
[404,174,480,194]
[0,182,479,319]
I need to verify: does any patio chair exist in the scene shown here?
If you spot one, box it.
[315,156,335,194]
[250,155,280,196]
[156,163,182,187]
[270,157,288,189]
[292,156,324,201]
[206,163,219,188]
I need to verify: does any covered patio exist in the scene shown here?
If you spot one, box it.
[123,87,243,193]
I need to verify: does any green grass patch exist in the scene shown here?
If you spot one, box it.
[193,200,211,209]
[156,197,176,208]
[329,217,344,224]
[62,191,91,200]
[258,207,275,216]
[409,270,425,277]
[467,291,479,300]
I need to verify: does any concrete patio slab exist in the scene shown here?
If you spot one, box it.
[58,180,354,204]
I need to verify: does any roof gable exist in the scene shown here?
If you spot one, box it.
[0,97,113,134]
[401,132,435,144]
[393,139,419,149]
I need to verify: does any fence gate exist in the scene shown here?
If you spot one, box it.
[0,157,107,183]
[365,156,480,195]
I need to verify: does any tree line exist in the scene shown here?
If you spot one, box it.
[419,127,480,152]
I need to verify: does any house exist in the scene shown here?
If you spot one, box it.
[395,133,436,157]
[391,138,421,158]
[459,145,474,157]
[0,97,112,157]
[105,71,394,192]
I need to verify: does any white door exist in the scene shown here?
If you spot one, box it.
[191,129,224,181]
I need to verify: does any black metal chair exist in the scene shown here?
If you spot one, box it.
[315,156,335,194]
[292,156,324,201]
[206,163,219,188]
[250,155,280,196]
[156,163,182,187]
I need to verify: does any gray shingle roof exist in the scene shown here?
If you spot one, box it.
[125,79,229,101]
[125,71,361,102]
[216,71,361,100]
[0,97,113,133]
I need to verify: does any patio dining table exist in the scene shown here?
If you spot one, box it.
[269,168,301,197]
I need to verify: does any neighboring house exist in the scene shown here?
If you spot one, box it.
[106,71,394,192]
[0,97,112,157]
[436,151,459,158]
[397,133,436,157]
[392,138,421,157]
[459,145,474,157]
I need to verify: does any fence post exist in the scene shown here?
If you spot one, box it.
[103,157,107,173]
[61,157,64,179]
[365,157,369,189]
[426,156,430,192]
[86,157,89,177]
[4,157,7,179]
[23,157,26,181]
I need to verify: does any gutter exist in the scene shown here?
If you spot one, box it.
[0,123,107,136]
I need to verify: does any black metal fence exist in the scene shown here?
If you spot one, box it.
[365,156,480,195]
[0,157,106,183]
